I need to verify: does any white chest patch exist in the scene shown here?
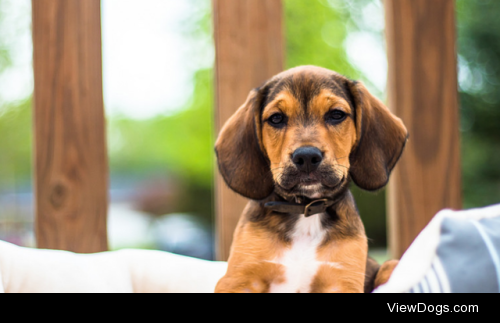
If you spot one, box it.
[268,214,342,293]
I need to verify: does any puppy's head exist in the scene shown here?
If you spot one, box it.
[215,66,408,201]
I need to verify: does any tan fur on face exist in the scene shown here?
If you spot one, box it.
[262,88,357,186]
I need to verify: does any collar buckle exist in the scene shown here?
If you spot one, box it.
[304,199,330,217]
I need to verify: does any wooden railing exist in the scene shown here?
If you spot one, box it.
[32,0,108,253]
[385,0,461,258]
[30,0,461,259]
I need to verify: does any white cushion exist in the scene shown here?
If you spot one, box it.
[0,242,227,293]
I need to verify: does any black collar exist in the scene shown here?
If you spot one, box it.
[264,198,336,217]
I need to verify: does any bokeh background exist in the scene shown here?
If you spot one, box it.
[0,0,498,260]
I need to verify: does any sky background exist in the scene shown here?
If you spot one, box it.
[101,0,214,119]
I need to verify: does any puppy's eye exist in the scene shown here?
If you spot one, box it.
[268,113,286,127]
[325,109,347,125]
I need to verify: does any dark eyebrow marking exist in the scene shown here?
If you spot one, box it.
[262,79,292,111]
[260,72,357,120]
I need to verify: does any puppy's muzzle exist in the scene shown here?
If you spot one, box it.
[292,146,323,174]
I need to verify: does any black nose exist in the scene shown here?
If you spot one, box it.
[292,146,323,173]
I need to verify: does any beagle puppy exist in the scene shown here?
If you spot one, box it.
[214,66,408,293]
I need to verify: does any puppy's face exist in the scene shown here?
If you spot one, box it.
[215,65,408,201]
[261,69,356,200]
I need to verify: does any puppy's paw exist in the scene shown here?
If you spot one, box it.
[374,259,399,289]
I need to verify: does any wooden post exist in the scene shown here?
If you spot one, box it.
[385,0,462,258]
[212,0,284,261]
[32,0,108,253]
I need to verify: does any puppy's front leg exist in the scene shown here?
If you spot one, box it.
[374,259,399,289]
[215,212,286,293]
[311,236,368,293]
[215,275,268,293]
[215,260,286,293]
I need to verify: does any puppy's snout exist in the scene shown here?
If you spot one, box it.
[292,146,323,173]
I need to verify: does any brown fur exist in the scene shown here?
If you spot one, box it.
[215,66,408,293]
[374,259,400,289]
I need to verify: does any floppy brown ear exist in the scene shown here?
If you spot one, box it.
[347,81,409,191]
[215,89,274,200]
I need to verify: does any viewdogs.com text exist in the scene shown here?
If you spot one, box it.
[387,303,478,315]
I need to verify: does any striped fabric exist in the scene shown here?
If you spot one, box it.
[409,259,450,293]
[375,204,500,293]
[409,217,500,293]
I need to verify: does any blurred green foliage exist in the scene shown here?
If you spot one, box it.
[108,69,214,187]
[0,99,32,191]
[107,69,215,223]
[285,0,360,78]
[457,0,500,209]
[0,0,32,192]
